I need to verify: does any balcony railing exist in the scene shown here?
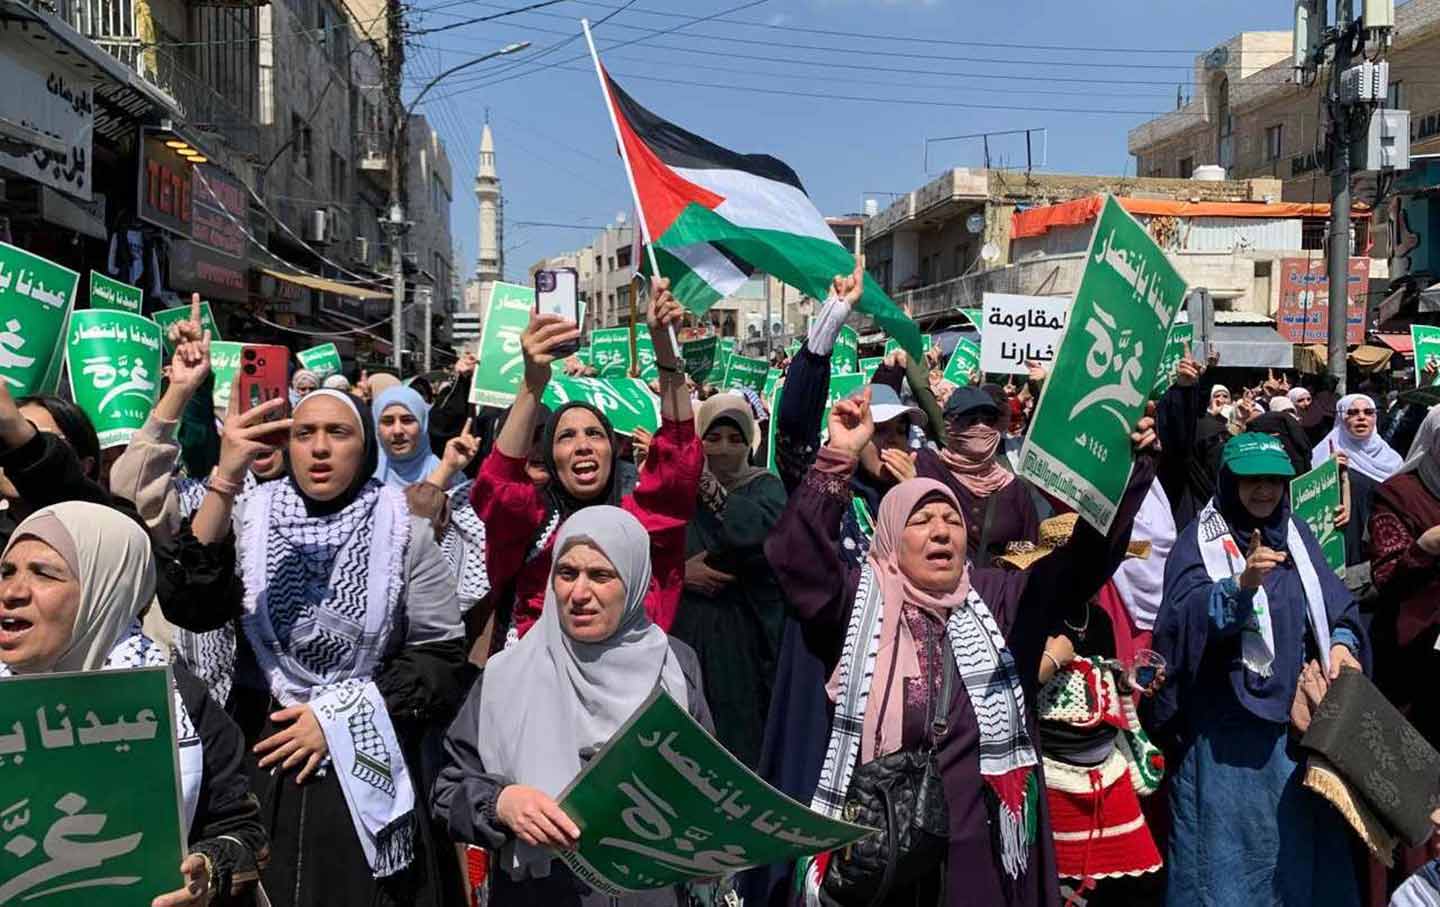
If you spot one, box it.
[357,131,389,174]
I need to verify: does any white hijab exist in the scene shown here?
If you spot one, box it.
[476,505,688,878]
[1,502,156,673]
[1312,393,1402,482]
[1111,479,1175,632]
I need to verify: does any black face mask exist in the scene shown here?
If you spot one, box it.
[284,391,380,517]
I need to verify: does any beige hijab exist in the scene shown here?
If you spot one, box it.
[696,393,769,491]
[2,502,156,673]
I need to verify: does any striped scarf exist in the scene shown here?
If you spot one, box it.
[800,565,1039,902]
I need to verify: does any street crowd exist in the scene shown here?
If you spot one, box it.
[7,263,1440,907]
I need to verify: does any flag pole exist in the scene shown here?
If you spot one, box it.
[581,17,680,354]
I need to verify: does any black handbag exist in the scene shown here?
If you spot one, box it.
[821,636,954,907]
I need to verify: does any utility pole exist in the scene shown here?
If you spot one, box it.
[421,284,433,372]
[1325,0,1355,395]
[384,0,407,377]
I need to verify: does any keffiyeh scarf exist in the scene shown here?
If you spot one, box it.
[239,478,416,877]
[440,480,490,611]
[801,565,1039,903]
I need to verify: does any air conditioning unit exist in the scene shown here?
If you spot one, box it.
[305,208,328,244]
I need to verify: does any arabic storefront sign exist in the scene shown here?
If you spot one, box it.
[681,335,718,383]
[151,301,221,355]
[591,328,633,379]
[1413,325,1440,386]
[0,46,93,200]
[138,133,192,237]
[557,689,869,894]
[0,666,185,906]
[980,293,1070,376]
[65,309,163,448]
[833,326,859,374]
[1291,458,1346,576]
[209,341,243,412]
[723,353,768,393]
[180,166,249,303]
[1274,257,1371,346]
[942,337,982,386]
[469,282,537,408]
[170,241,249,305]
[88,271,142,314]
[0,242,79,395]
[1019,195,1188,533]
[1151,322,1194,399]
[296,343,343,380]
[541,377,659,437]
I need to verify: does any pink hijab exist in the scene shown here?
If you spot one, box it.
[830,478,972,761]
[939,423,1014,497]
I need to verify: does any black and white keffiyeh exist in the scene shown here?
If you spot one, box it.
[440,480,490,611]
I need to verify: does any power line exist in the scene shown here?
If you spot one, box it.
[405,0,572,38]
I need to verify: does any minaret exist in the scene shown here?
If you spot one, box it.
[474,118,503,310]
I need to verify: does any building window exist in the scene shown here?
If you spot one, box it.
[1264,124,1284,162]
[607,256,615,272]
[617,284,630,314]
[1387,80,1403,110]
[616,245,631,269]
[1179,156,1195,179]
[292,113,313,182]
[1302,218,1326,250]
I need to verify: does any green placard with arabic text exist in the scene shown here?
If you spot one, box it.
[1412,324,1440,387]
[942,337,982,386]
[0,241,79,395]
[1150,322,1194,399]
[89,271,143,314]
[65,309,163,448]
[209,341,244,413]
[591,327,632,379]
[681,335,718,383]
[151,301,220,354]
[1291,459,1346,576]
[557,689,868,894]
[0,666,184,906]
[859,357,883,382]
[296,343,343,380]
[833,326,859,374]
[469,282,536,409]
[723,353,768,393]
[960,308,984,331]
[541,376,659,437]
[1018,196,1188,532]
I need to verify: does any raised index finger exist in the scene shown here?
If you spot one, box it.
[189,292,202,324]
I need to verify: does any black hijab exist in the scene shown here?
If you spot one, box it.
[1215,464,1292,552]
[1248,412,1313,477]
[285,389,380,517]
[540,402,638,521]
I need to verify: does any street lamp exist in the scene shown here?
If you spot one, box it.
[388,40,530,374]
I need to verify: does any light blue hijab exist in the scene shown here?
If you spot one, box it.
[372,385,442,487]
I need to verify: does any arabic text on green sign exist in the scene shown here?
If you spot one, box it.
[89,271,143,314]
[723,353,768,393]
[0,241,80,395]
[296,342,343,379]
[1018,196,1188,532]
[151,302,221,355]
[942,338,982,386]
[557,688,869,894]
[1291,458,1346,576]
[833,326,859,374]
[0,666,185,906]
[541,376,659,436]
[66,309,164,448]
[209,341,244,413]
[1412,324,1440,387]
[591,327,633,379]
[681,335,718,383]
[1150,322,1194,399]
[469,282,536,408]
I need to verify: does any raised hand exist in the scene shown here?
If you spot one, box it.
[646,276,685,373]
[827,387,874,457]
[216,391,290,485]
[168,293,212,391]
[878,447,917,483]
[1130,414,1158,453]
[521,312,582,390]
[830,254,865,307]
[455,350,477,378]
[1175,344,1201,387]
[1239,529,1287,591]
[441,419,479,473]
[149,853,210,907]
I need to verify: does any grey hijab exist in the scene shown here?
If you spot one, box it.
[476,505,688,878]
[1400,404,1440,499]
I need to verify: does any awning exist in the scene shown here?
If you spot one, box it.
[260,268,390,301]
[1373,332,1414,355]
[1209,324,1293,368]
[1011,195,1369,239]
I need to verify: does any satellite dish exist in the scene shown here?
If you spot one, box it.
[966,213,985,234]
[980,242,1001,263]
[1205,46,1229,69]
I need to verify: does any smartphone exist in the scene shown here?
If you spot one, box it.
[238,344,290,444]
[535,268,581,357]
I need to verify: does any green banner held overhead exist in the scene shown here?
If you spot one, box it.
[1412,324,1440,386]
[557,689,869,894]
[1291,458,1346,576]
[209,341,244,413]
[942,337,982,386]
[0,241,80,395]
[723,353,768,393]
[681,335,718,383]
[151,301,220,354]
[66,309,163,448]
[89,271,143,314]
[1150,322,1194,399]
[0,666,186,906]
[591,327,632,379]
[884,334,931,361]
[823,373,869,439]
[542,376,659,436]
[1018,195,1189,533]
[469,282,536,408]
[833,326,859,374]
[296,342,343,379]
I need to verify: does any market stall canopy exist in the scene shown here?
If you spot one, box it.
[259,268,390,301]
[1011,196,1369,240]
[1209,324,1294,368]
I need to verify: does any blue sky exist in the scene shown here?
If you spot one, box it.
[404,0,1293,285]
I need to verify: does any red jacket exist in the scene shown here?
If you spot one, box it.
[470,417,702,638]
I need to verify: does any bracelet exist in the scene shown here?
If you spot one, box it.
[1041,651,1063,675]
[207,468,243,497]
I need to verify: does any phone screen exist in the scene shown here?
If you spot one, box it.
[535,269,579,323]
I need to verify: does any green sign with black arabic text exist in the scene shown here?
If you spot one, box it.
[89,271,142,314]
[1291,458,1346,576]
[1018,196,1188,532]
[0,242,79,395]
[0,666,185,906]
[591,328,632,379]
[681,335,718,383]
[151,301,220,355]
[723,353,768,393]
[557,689,869,894]
[296,342,343,380]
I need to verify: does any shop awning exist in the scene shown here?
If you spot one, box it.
[1209,324,1293,369]
[260,268,390,301]
[1373,333,1414,355]
[1011,195,1368,239]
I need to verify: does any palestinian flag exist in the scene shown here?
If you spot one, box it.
[598,66,924,359]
